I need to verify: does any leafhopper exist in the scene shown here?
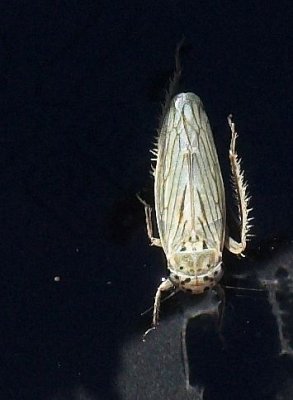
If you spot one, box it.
[139,44,252,334]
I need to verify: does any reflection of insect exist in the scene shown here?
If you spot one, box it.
[139,43,252,335]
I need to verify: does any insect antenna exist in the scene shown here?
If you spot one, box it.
[140,289,178,317]
[223,285,264,292]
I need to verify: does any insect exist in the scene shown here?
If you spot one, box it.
[139,43,252,335]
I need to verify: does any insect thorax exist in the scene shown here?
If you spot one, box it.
[168,250,223,293]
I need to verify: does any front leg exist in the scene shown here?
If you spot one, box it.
[225,115,253,255]
[143,278,174,339]
[137,194,161,247]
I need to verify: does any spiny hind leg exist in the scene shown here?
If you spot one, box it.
[136,194,161,247]
[225,115,253,255]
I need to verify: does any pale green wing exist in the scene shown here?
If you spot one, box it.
[154,93,225,257]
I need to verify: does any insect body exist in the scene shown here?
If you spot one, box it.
[155,92,225,293]
[139,49,252,333]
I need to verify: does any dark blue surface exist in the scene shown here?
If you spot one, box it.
[0,2,291,399]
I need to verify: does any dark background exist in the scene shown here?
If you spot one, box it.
[0,2,291,399]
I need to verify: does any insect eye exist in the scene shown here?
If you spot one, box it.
[179,266,184,270]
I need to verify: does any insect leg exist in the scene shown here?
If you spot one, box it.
[152,278,174,327]
[136,194,161,247]
[225,115,253,255]
[142,279,174,340]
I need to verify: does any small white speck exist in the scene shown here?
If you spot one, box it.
[54,276,61,282]
[106,281,112,285]
[161,277,166,282]
[75,248,80,253]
